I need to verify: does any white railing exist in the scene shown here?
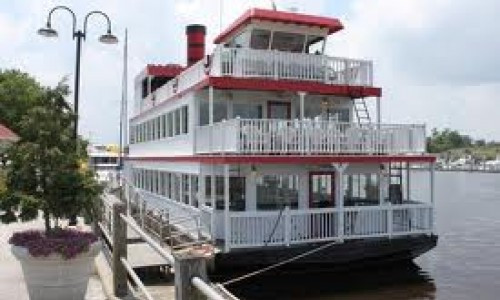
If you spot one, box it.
[212,47,373,86]
[227,203,433,249]
[195,119,426,155]
[139,59,207,113]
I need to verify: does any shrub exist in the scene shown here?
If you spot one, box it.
[9,229,97,259]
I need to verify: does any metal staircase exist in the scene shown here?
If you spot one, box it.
[353,97,372,125]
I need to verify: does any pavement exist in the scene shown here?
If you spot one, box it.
[0,217,106,300]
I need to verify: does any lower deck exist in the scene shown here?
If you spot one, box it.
[124,161,435,253]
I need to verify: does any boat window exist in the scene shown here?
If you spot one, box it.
[214,100,228,123]
[271,31,305,53]
[344,174,380,206]
[161,115,167,138]
[233,103,263,119]
[171,174,180,202]
[204,176,212,206]
[306,35,325,54]
[191,176,199,207]
[326,108,350,122]
[250,29,271,50]
[167,112,173,137]
[174,109,181,135]
[228,31,247,48]
[182,174,190,204]
[256,175,299,210]
[181,105,189,134]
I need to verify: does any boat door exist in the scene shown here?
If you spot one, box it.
[309,172,335,208]
[268,101,291,119]
[308,172,336,238]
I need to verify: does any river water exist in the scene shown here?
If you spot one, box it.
[228,172,500,300]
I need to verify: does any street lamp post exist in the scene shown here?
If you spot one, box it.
[38,6,118,225]
[38,6,118,144]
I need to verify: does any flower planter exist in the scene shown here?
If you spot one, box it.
[11,241,101,300]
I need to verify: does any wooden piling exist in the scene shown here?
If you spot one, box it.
[112,201,128,297]
[174,249,209,300]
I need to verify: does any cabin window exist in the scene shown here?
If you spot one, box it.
[174,109,181,135]
[271,32,305,53]
[141,78,148,98]
[228,31,247,48]
[199,100,227,125]
[326,108,350,122]
[306,35,325,54]
[166,173,172,199]
[161,115,167,138]
[344,174,380,206]
[256,175,299,210]
[182,174,190,204]
[250,29,271,50]
[233,103,263,119]
[204,176,212,206]
[191,176,199,207]
[167,112,174,137]
[172,174,180,202]
[181,105,189,134]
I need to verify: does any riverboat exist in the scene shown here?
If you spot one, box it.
[124,7,437,271]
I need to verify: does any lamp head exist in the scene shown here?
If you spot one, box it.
[99,30,118,44]
[37,23,58,38]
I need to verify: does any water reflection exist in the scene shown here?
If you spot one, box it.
[219,262,435,300]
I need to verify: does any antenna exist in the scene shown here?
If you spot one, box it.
[270,0,277,11]
[219,0,223,31]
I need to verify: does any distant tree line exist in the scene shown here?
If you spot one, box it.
[426,128,499,153]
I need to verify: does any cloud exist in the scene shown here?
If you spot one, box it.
[2,0,499,142]
[330,0,500,139]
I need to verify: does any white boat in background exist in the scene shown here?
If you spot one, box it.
[88,144,120,188]
[485,156,500,171]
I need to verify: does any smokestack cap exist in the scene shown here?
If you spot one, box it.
[186,24,206,34]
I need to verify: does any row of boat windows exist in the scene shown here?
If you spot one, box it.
[130,105,189,144]
[132,168,388,211]
[132,168,298,211]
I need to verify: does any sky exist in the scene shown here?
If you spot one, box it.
[1,0,499,143]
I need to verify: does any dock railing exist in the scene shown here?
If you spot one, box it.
[196,119,427,155]
[97,193,237,300]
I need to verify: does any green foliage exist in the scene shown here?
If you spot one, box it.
[0,70,102,232]
[0,69,43,133]
[426,128,474,153]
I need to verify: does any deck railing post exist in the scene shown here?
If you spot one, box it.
[174,250,209,300]
[387,204,393,238]
[112,201,128,297]
[224,164,231,252]
[284,206,291,246]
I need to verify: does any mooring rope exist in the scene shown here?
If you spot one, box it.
[221,239,340,286]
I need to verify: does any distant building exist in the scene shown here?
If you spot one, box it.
[0,123,18,144]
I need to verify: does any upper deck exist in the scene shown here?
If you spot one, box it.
[134,8,377,116]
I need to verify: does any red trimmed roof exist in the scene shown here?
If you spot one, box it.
[209,77,382,98]
[127,155,436,165]
[214,8,344,44]
[0,123,18,142]
[146,64,185,77]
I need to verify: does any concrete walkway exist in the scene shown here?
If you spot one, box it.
[0,218,106,300]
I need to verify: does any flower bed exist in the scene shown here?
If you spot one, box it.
[9,229,97,259]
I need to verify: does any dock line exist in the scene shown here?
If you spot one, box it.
[221,239,340,286]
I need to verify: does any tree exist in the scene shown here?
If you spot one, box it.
[0,69,43,133]
[0,76,102,232]
[427,128,473,153]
